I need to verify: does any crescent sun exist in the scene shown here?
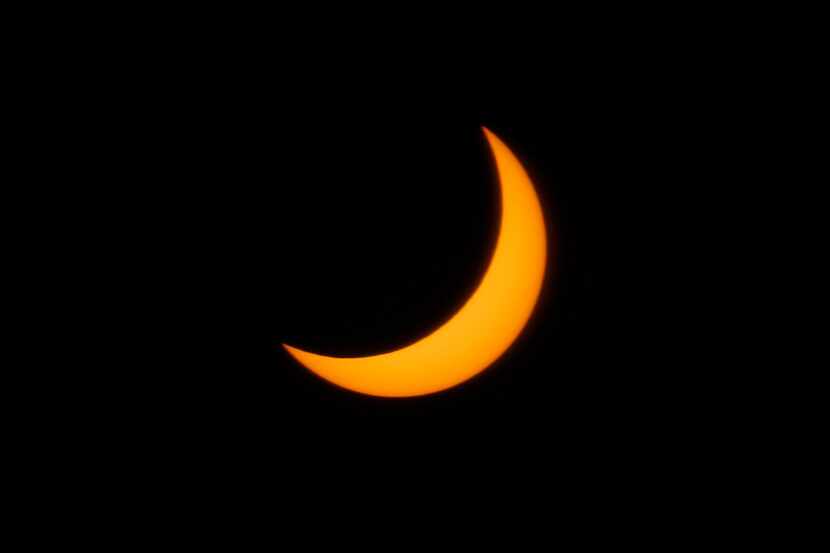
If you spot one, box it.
[282,127,548,397]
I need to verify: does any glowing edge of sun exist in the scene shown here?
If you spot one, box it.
[282,127,547,398]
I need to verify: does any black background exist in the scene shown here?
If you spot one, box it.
[149,79,672,464]
[13,7,792,534]
[83,31,725,495]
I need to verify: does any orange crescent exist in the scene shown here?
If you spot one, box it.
[283,127,548,397]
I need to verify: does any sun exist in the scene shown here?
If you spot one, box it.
[282,127,547,397]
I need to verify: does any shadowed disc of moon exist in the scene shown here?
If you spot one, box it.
[282,127,548,397]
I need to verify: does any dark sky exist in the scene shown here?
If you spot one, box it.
[96,36,721,495]
[148,78,674,455]
[20,8,771,531]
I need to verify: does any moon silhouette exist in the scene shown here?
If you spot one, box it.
[282,127,548,397]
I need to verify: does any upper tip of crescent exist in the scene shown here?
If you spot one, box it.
[481,126,504,144]
[481,126,504,150]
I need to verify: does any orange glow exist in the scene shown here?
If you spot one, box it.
[282,127,548,397]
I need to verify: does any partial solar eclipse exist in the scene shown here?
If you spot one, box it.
[283,127,548,397]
